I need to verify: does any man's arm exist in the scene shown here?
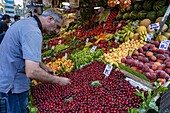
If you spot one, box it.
[25,60,71,86]
[39,62,54,75]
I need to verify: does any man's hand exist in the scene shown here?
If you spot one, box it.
[57,77,71,86]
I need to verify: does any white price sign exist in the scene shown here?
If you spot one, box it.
[118,23,122,27]
[115,36,120,42]
[52,46,55,50]
[85,38,89,44]
[149,23,160,31]
[145,34,153,42]
[132,21,138,28]
[159,40,170,50]
[58,40,62,44]
[103,64,113,76]
[90,46,97,52]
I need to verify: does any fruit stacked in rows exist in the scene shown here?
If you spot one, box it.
[121,41,170,82]
[32,61,144,113]
[46,56,74,73]
[104,39,146,66]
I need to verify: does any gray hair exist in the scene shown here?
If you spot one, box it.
[41,8,63,22]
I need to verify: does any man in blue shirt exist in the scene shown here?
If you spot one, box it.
[0,8,71,113]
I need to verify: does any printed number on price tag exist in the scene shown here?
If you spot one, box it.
[145,34,153,42]
[52,46,55,50]
[103,64,113,76]
[159,40,170,50]
[115,36,120,42]
[90,46,97,52]
[85,38,89,44]
[149,23,160,31]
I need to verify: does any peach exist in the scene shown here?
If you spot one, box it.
[133,51,139,56]
[165,62,170,68]
[158,54,166,60]
[131,66,137,71]
[150,72,157,80]
[149,56,157,61]
[151,65,157,71]
[156,59,164,64]
[142,66,150,72]
[157,64,166,70]
[138,48,144,53]
[149,44,156,49]
[165,68,170,75]
[158,49,165,54]
[150,47,158,52]
[146,51,153,57]
[142,46,148,51]
[154,62,161,66]
[137,62,144,69]
[142,57,149,63]
[157,78,166,84]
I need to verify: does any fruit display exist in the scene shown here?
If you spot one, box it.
[29,0,170,112]
[121,41,170,82]
[116,0,169,21]
[32,61,144,113]
[68,49,104,69]
[104,39,146,66]
[46,56,74,73]
[42,44,69,58]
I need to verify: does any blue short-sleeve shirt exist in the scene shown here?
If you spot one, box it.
[0,17,42,93]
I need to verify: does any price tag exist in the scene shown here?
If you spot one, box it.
[115,36,119,42]
[45,45,48,48]
[149,23,160,31]
[43,57,47,60]
[117,23,122,27]
[64,53,68,60]
[73,36,76,40]
[159,40,170,50]
[52,46,55,50]
[90,46,97,52]
[145,34,153,42]
[132,21,138,28]
[58,40,62,44]
[85,38,89,44]
[103,64,113,76]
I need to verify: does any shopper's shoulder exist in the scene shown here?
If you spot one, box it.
[0,21,6,25]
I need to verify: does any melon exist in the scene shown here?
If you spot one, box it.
[140,19,151,27]
[155,17,163,24]
[161,24,168,32]
[137,26,147,33]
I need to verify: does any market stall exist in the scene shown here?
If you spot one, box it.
[29,0,170,112]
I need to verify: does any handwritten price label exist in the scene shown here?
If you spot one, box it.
[85,38,89,44]
[51,46,55,50]
[115,36,120,42]
[103,64,113,76]
[90,46,97,53]
[159,40,170,50]
[145,34,153,42]
[149,23,160,31]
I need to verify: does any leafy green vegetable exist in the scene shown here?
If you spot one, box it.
[91,80,102,86]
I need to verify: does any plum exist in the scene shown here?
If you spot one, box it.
[157,54,166,60]
[149,56,157,61]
